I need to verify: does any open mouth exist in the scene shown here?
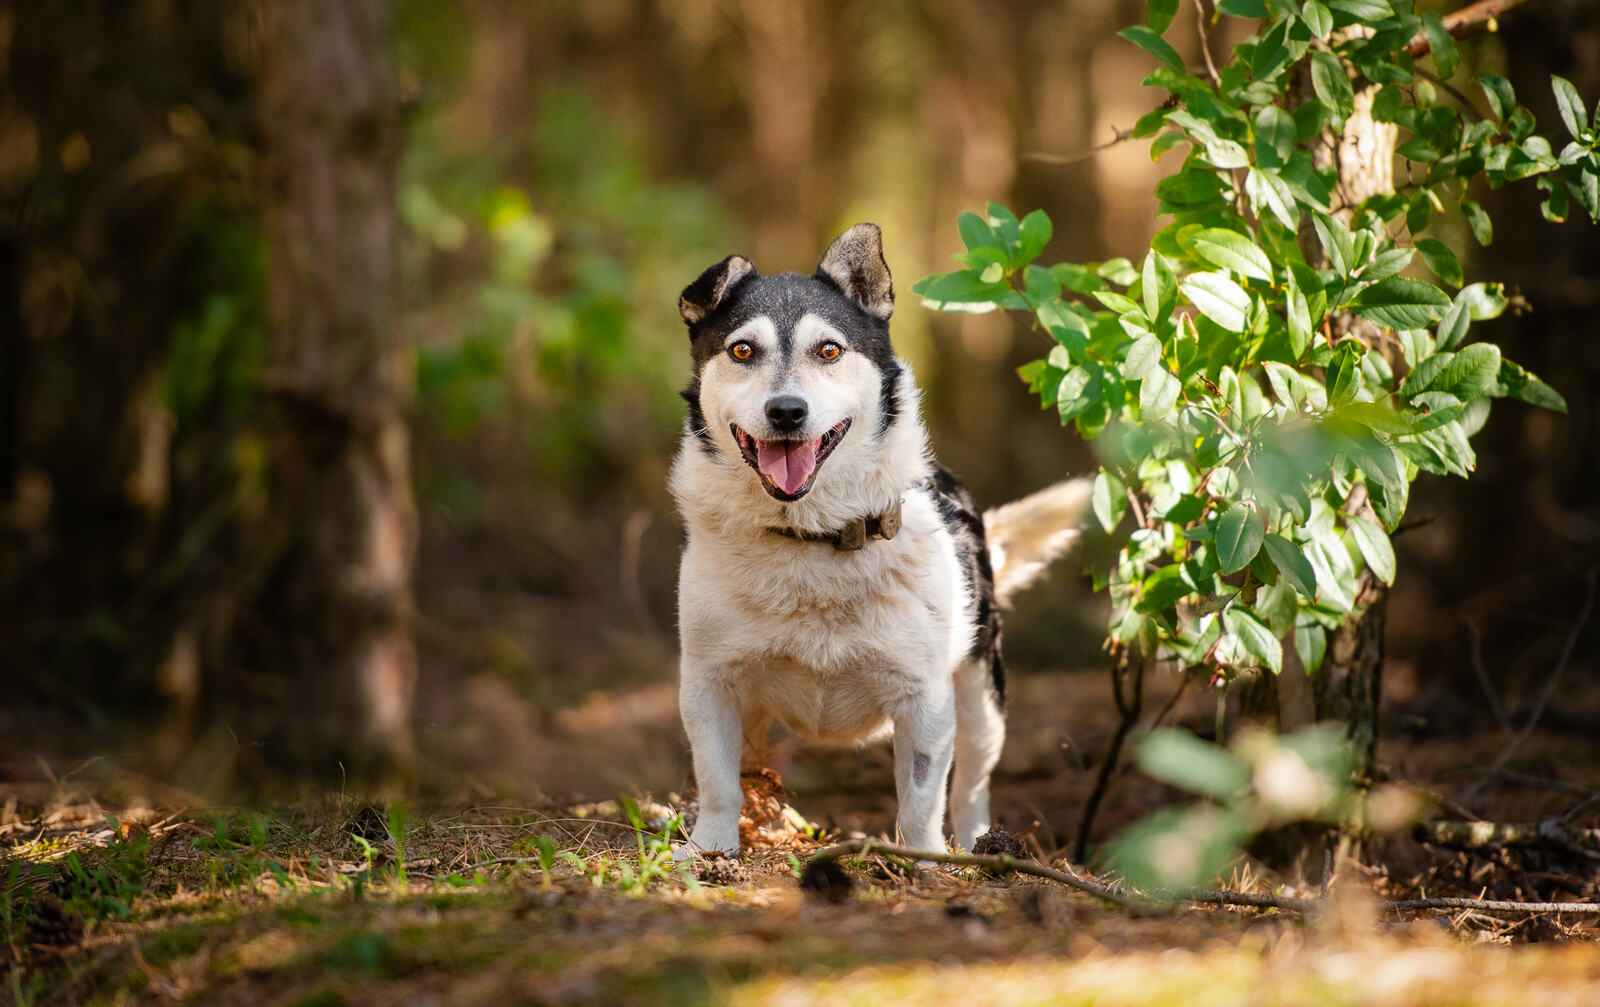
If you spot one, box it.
[731,419,852,501]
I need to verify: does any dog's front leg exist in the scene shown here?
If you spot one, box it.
[677,670,743,860]
[892,682,956,853]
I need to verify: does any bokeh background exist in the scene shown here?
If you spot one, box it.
[3,1,1597,810]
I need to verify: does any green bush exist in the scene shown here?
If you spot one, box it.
[918,0,1590,687]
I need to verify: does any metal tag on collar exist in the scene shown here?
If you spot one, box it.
[878,498,903,541]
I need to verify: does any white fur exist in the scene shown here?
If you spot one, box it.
[673,324,1085,857]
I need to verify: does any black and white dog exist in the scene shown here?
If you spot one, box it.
[672,223,1089,857]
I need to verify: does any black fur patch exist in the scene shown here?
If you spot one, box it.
[680,381,716,457]
[924,465,1006,707]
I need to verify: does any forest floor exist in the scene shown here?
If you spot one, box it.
[4,670,1600,1006]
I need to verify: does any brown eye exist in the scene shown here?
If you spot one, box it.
[817,341,843,362]
[729,341,755,362]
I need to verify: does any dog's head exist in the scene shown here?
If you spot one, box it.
[678,224,902,503]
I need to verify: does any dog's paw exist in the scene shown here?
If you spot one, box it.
[672,842,742,864]
[672,832,741,863]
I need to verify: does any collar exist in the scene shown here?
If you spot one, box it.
[766,497,903,551]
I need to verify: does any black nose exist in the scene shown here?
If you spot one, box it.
[765,395,809,433]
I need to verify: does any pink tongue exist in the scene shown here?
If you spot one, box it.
[756,438,821,495]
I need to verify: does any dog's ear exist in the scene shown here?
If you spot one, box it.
[816,223,894,321]
[679,255,756,329]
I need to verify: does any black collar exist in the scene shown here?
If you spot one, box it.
[767,498,903,551]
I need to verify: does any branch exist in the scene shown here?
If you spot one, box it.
[1075,656,1145,862]
[1405,0,1533,58]
[806,838,1143,908]
[1021,127,1136,167]
[803,840,1600,916]
[1194,0,1222,87]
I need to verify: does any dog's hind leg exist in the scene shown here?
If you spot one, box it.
[676,668,744,860]
[892,681,957,853]
[950,657,1005,851]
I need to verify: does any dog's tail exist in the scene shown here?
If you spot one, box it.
[984,477,1094,609]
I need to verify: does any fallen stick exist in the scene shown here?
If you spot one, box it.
[805,839,1600,916]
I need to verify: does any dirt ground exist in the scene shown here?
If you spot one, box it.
[4,668,1599,1005]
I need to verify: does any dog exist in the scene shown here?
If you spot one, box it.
[671,223,1090,857]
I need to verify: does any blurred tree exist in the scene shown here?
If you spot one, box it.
[253,0,416,782]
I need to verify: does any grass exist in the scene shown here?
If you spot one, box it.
[1,787,1597,1006]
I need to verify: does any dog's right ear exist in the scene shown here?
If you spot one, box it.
[679,255,756,330]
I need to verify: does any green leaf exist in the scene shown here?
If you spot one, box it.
[1192,228,1274,282]
[1312,213,1354,276]
[1301,1,1332,40]
[1254,105,1297,168]
[1458,281,1508,321]
[1137,564,1192,613]
[1264,534,1318,599]
[1435,296,1470,351]
[1181,271,1252,332]
[1099,258,1140,286]
[1093,469,1128,532]
[1352,277,1450,329]
[1119,25,1186,73]
[1140,366,1182,421]
[1246,168,1299,229]
[1362,247,1414,283]
[1147,0,1180,34]
[1428,342,1502,401]
[1124,333,1163,380]
[957,212,999,253]
[1137,729,1251,801]
[1217,0,1268,16]
[1347,515,1396,586]
[1264,360,1329,412]
[1224,607,1283,674]
[1414,238,1463,288]
[1310,52,1355,123]
[1333,400,1417,436]
[1019,209,1053,264]
[1108,805,1251,892]
[1553,75,1589,141]
[1094,289,1145,316]
[1421,14,1459,81]
[1494,358,1568,414]
[1465,197,1497,244]
[1216,503,1266,575]
[912,270,1009,312]
[1327,0,1394,18]
[1479,75,1517,122]
[1142,250,1175,322]
[1286,270,1313,358]
[1295,623,1328,676]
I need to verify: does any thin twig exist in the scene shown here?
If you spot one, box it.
[1466,568,1598,801]
[1074,656,1145,863]
[1022,127,1136,167]
[1405,0,1533,58]
[1465,617,1511,732]
[1194,0,1221,87]
[803,840,1600,916]
[1385,896,1600,914]
[1412,66,1484,123]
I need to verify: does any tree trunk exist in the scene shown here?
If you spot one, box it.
[249,0,416,784]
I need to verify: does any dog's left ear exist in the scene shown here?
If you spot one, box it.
[816,223,894,321]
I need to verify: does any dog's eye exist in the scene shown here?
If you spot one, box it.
[728,341,755,362]
[816,341,843,362]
